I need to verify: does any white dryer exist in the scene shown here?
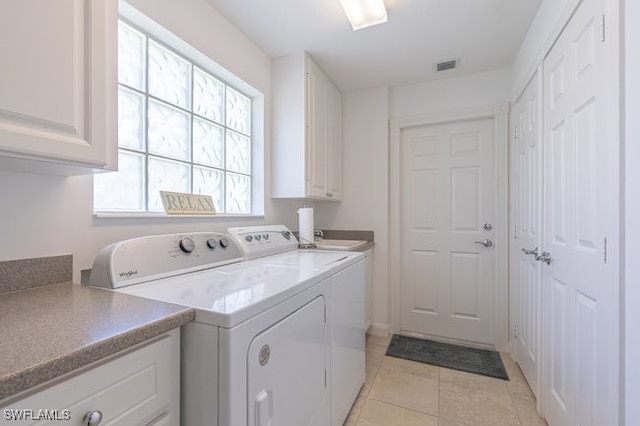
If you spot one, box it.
[227,225,366,426]
[90,227,364,426]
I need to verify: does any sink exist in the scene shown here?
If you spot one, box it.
[313,239,368,251]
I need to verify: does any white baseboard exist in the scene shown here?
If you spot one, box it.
[367,323,390,337]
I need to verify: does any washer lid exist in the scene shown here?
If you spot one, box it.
[259,250,363,270]
[116,260,324,328]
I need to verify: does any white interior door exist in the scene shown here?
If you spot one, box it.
[511,69,543,399]
[400,118,496,345]
[542,0,618,424]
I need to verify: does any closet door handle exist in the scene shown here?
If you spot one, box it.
[522,247,539,256]
[536,251,552,265]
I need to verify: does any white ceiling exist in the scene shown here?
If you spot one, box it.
[205,0,542,91]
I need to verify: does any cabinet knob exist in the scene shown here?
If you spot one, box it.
[83,411,103,426]
[326,192,333,197]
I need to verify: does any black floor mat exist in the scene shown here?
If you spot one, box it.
[385,334,509,381]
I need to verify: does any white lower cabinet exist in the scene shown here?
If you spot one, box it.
[4,330,180,426]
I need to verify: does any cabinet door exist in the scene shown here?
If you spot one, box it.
[327,84,342,200]
[0,0,117,174]
[307,60,329,198]
[4,331,180,426]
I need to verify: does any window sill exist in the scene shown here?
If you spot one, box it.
[93,212,264,220]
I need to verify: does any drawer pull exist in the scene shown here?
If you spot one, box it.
[83,411,103,426]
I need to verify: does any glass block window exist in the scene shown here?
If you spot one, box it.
[95,20,252,214]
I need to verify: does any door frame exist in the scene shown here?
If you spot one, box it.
[389,103,510,350]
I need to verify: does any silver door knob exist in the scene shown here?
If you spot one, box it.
[474,239,493,248]
[536,251,552,265]
[521,247,539,256]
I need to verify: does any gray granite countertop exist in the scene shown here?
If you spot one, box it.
[352,241,374,252]
[0,282,195,402]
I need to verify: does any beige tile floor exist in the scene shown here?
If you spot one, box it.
[344,334,548,426]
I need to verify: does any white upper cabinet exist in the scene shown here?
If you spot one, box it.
[0,0,117,175]
[272,52,342,201]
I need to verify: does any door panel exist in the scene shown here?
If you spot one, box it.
[511,69,543,399]
[542,0,617,424]
[400,118,495,344]
[451,167,480,231]
[450,253,480,318]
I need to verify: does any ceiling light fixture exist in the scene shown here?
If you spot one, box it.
[339,0,388,31]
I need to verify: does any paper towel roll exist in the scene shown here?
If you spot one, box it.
[297,207,314,247]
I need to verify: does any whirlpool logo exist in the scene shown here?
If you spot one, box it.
[118,270,138,279]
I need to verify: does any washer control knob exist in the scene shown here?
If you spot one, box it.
[281,231,291,240]
[263,233,270,240]
[245,235,253,243]
[219,237,230,248]
[206,238,218,249]
[179,237,196,253]
[255,234,262,241]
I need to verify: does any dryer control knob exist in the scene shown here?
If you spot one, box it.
[219,237,230,248]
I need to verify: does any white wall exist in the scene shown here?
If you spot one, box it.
[0,0,299,282]
[314,71,512,335]
[624,0,640,423]
[314,87,390,334]
[390,68,512,118]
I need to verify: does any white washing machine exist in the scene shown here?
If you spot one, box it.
[90,226,364,426]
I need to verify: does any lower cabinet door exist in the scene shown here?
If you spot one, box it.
[3,330,179,426]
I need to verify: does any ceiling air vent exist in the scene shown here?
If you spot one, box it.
[434,59,459,73]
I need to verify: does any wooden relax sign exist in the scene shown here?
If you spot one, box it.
[160,191,216,215]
